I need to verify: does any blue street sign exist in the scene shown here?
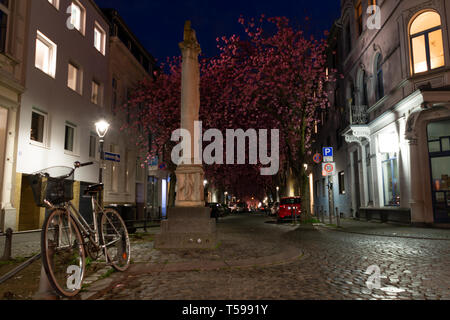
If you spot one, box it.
[104,152,121,163]
[323,147,333,158]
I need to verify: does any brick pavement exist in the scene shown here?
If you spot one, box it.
[84,214,450,300]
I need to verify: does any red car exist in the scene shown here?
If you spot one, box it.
[278,197,302,221]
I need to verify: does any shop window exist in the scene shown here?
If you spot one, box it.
[410,11,444,74]
[382,154,400,206]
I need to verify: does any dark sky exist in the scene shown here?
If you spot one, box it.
[95,0,341,63]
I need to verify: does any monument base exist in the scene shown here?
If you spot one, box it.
[154,206,217,249]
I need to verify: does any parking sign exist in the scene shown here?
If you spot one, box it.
[323,147,333,157]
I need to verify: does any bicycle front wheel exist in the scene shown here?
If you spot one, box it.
[100,209,131,272]
[41,208,86,297]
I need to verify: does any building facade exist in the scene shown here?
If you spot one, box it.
[101,8,163,224]
[13,0,111,231]
[0,0,30,232]
[314,0,450,226]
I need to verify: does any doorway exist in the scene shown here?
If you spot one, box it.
[0,108,7,204]
[353,150,361,216]
[427,119,450,223]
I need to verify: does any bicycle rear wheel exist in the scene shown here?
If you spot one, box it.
[100,209,131,271]
[41,208,86,297]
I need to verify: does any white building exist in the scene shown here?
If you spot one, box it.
[13,0,111,231]
[315,0,450,226]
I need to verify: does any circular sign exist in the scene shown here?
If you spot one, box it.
[324,163,334,173]
[313,153,323,164]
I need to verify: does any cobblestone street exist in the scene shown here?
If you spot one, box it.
[93,214,450,300]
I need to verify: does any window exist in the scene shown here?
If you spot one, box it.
[410,11,444,74]
[0,0,9,53]
[30,110,47,144]
[355,1,363,36]
[362,71,368,106]
[338,171,346,195]
[47,0,59,9]
[64,122,76,152]
[94,23,106,55]
[91,80,100,105]
[382,154,400,207]
[89,134,97,158]
[70,1,85,34]
[375,54,384,101]
[68,63,82,93]
[35,31,57,77]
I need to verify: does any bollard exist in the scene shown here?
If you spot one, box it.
[1,228,13,261]
[336,207,341,228]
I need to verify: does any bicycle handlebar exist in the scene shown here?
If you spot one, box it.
[75,161,94,168]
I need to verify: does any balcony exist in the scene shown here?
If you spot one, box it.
[350,105,369,125]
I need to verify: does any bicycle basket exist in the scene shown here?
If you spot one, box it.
[28,167,74,207]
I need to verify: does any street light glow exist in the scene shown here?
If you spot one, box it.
[95,120,110,139]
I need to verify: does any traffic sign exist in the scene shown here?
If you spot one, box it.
[322,162,336,176]
[323,147,333,157]
[104,152,121,163]
[313,153,323,164]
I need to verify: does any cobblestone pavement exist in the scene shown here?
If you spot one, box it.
[96,214,450,300]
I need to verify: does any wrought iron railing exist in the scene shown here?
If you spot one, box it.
[350,105,369,125]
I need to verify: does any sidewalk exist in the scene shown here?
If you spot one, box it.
[320,218,450,240]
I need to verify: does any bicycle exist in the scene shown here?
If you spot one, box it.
[29,161,131,297]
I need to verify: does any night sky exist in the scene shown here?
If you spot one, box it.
[95,0,341,63]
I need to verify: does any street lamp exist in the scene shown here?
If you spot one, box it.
[95,120,110,184]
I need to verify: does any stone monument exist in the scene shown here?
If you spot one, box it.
[154,21,217,249]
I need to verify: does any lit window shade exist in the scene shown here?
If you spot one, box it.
[35,31,57,77]
[429,29,445,69]
[410,11,441,35]
[91,81,100,104]
[412,35,428,73]
[94,25,105,54]
[68,64,79,91]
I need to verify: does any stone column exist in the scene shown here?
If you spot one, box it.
[154,22,216,249]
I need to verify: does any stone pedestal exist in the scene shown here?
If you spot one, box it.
[155,207,217,249]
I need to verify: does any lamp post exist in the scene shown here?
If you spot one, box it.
[95,120,110,184]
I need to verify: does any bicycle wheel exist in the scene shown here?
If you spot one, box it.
[100,209,131,272]
[41,208,86,297]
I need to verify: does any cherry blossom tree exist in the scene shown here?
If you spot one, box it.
[124,16,334,212]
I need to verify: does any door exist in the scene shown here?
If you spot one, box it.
[427,120,450,223]
[0,108,7,204]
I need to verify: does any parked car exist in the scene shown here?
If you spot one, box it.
[235,202,248,213]
[277,197,301,222]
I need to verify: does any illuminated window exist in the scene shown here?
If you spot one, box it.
[35,31,57,77]
[91,80,101,105]
[47,0,59,9]
[410,11,444,74]
[70,1,85,34]
[30,109,47,144]
[94,23,106,54]
[68,63,82,93]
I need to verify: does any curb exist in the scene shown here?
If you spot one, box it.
[317,225,450,241]
[81,246,304,300]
